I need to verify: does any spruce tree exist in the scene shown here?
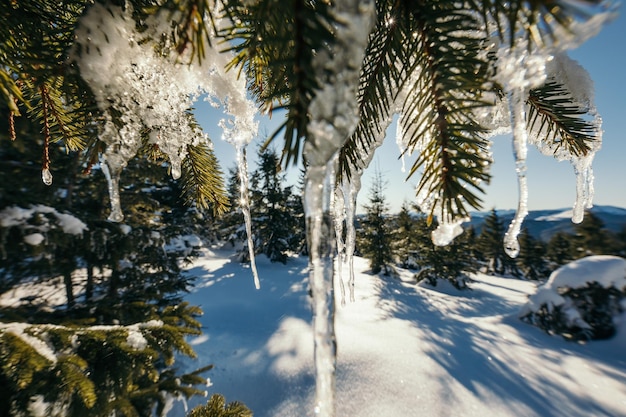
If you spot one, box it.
[0,106,217,416]
[572,210,615,257]
[393,203,420,269]
[517,228,549,280]
[413,215,478,289]
[219,166,246,246]
[358,169,395,275]
[615,225,626,258]
[546,231,575,268]
[248,147,300,263]
[477,209,519,276]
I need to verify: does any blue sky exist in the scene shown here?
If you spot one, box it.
[197,9,626,214]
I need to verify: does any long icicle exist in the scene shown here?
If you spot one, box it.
[503,87,530,258]
[332,185,347,306]
[344,179,359,303]
[303,2,375,414]
[236,146,260,289]
[305,162,337,417]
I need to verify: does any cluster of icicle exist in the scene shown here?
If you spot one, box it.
[394,14,610,255]
[483,32,605,257]
[73,2,260,287]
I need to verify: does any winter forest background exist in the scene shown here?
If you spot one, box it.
[1,1,626,417]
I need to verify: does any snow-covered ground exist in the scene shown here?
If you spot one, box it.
[172,247,626,417]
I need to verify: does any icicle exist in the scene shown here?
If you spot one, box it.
[304,163,337,417]
[332,185,347,306]
[40,84,53,186]
[101,156,125,223]
[73,4,258,225]
[492,37,550,258]
[344,180,359,303]
[236,146,260,289]
[302,1,375,414]
[503,87,530,258]
[572,155,595,224]
[528,54,602,224]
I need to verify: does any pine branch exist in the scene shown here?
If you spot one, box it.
[401,3,493,220]
[527,79,598,157]
[220,0,336,166]
[180,143,229,216]
[337,0,421,183]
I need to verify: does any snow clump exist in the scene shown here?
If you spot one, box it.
[520,255,626,341]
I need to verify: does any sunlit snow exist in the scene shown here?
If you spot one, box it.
[166,247,626,417]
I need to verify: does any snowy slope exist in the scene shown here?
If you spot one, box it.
[172,248,626,417]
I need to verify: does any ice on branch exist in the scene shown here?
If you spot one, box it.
[73,3,257,223]
[528,54,602,224]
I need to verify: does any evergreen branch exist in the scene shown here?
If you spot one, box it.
[56,355,97,409]
[337,0,421,182]
[0,70,25,115]
[220,0,336,166]
[180,143,229,216]
[527,79,598,157]
[402,4,492,221]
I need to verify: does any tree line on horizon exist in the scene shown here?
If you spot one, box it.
[358,169,626,287]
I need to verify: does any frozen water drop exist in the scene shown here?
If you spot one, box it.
[170,160,182,180]
[504,237,521,258]
[41,169,53,186]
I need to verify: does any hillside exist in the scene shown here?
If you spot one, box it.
[469,205,626,240]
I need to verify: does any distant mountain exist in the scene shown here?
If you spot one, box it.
[468,205,626,241]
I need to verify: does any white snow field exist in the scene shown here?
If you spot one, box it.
[172,248,626,417]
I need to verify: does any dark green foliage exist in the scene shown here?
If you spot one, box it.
[615,225,626,258]
[0,101,213,416]
[572,210,616,257]
[393,204,420,270]
[521,283,625,341]
[413,216,478,290]
[218,167,247,246]
[477,209,520,276]
[220,0,336,167]
[0,0,228,212]
[527,80,599,158]
[517,228,549,280]
[226,148,305,263]
[218,0,604,222]
[0,311,209,417]
[358,170,396,276]
[546,231,575,269]
[187,394,253,417]
[249,148,293,263]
